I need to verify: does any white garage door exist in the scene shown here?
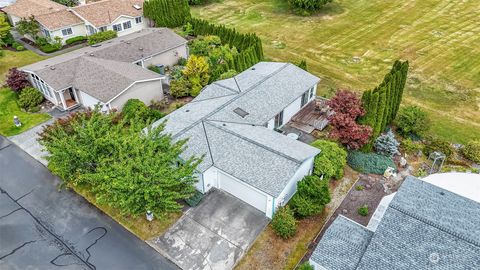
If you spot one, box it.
[218,171,267,213]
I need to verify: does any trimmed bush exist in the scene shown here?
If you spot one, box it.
[462,140,480,163]
[15,45,25,51]
[39,43,60,53]
[18,87,44,111]
[219,69,238,80]
[87,30,117,45]
[424,138,453,159]
[271,206,297,239]
[395,105,430,138]
[170,78,191,98]
[358,205,369,216]
[401,138,424,155]
[65,36,87,45]
[122,99,164,124]
[298,262,314,270]
[374,130,399,157]
[311,140,347,180]
[290,175,331,218]
[347,151,396,175]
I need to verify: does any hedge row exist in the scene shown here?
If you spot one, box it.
[65,36,87,45]
[144,0,191,28]
[87,31,117,45]
[188,18,264,72]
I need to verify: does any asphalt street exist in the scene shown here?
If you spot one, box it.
[0,136,179,270]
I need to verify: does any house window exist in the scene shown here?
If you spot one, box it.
[99,26,107,32]
[123,21,132,30]
[274,110,284,129]
[112,24,122,32]
[301,90,309,107]
[309,87,315,99]
[135,17,142,24]
[43,29,51,38]
[61,28,73,36]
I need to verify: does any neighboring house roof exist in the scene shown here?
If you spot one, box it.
[311,176,480,269]
[152,62,321,197]
[21,28,186,102]
[72,0,144,28]
[310,216,373,270]
[35,9,83,30]
[2,0,64,18]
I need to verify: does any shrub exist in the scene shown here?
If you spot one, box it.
[39,43,60,53]
[462,140,480,163]
[18,87,44,111]
[6,68,30,92]
[311,140,347,180]
[65,36,87,45]
[148,65,162,74]
[395,105,430,138]
[2,32,15,46]
[424,138,453,159]
[358,205,369,216]
[15,45,25,51]
[219,70,238,80]
[297,59,307,71]
[170,78,191,98]
[183,55,210,96]
[122,99,164,124]
[290,175,330,218]
[347,151,396,175]
[271,206,297,239]
[12,41,21,48]
[355,185,364,191]
[401,138,424,155]
[87,30,117,45]
[288,0,333,13]
[144,0,191,28]
[298,262,314,270]
[374,130,400,157]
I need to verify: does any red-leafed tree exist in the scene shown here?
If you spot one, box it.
[328,90,372,150]
[6,68,30,92]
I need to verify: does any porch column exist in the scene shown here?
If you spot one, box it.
[59,90,67,110]
[72,87,80,103]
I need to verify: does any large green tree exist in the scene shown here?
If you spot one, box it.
[39,110,201,216]
[290,175,331,218]
[16,16,40,40]
[360,60,409,150]
[0,14,11,47]
[144,0,191,28]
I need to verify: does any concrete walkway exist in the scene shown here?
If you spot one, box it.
[148,189,269,270]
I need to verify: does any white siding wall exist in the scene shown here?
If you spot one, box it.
[202,166,218,193]
[7,14,21,26]
[142,44,188,68]
[109,16,146,37]
[194,172,204,193]
[109,80,163,110]
[48,24,87,44]
[266,84,317,129]
[275,156,315,209]
[79,90,102,109]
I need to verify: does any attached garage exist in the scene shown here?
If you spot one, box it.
[217,171,268,213]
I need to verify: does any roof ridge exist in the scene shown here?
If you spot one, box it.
[200,121,215,167]
[204,121,302,164]
[389,205,480,247]
[171,63,290,139]
[212,81,240,94]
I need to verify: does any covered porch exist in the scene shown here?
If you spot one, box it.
[56,87,81,111]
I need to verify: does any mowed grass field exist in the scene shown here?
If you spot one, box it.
[192,0,480,143]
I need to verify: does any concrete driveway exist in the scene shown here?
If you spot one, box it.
[148,189,269,270]
[0,136,179,270]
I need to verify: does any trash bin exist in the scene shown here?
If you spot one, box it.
[156,65,165,75]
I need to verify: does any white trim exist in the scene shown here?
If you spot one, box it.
[104,78,163,104]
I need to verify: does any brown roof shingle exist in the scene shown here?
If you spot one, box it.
[72,0,144,27]
[2,0,65,18]
[35,9,83,30]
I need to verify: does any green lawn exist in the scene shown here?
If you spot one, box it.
[192,0,480,143]
[0,50,46,82]
[0,88,51,136]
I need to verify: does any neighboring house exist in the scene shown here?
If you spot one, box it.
[2,0,147,44]
[20,28,188,111]
[151,62,321,218]
[309,176,480,269]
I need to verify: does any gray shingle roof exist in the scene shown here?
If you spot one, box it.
[20,28,186,101]
[310,216,373,270]
[310,176,480,270]
[152,62,321,197]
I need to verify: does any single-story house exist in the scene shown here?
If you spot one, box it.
[2,0,147,44]
[151,62,321,218]
[20,28,188,111]
[309,176,480,269]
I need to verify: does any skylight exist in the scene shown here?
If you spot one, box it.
[233,107,249,118]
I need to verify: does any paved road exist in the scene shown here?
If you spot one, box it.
[0,136,179,270]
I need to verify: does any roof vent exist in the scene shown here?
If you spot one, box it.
[439,191,445,196]
[50,66,56,70]
[429,253,440,264]
[91,44,101,47]
[126,41,131,44]
[133,4,142,10]
[233,107,249,118]
[251,67,256,70]
[139,47,144,51]
[185,110,190,112]
[90,53,94,56]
